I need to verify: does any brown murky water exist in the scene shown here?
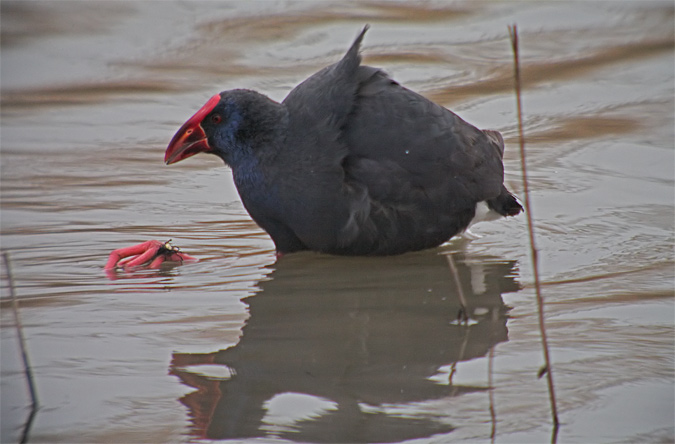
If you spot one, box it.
[1,2,673,443]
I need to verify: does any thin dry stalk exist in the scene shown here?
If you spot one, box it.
[488,346,497,442]
[445,253,469,323]
[3,251,40,443]
[507,25,560,430]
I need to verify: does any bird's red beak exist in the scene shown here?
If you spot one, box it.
[165,94,221,165]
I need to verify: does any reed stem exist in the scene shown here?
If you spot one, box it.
[507,25,560,430]
[3,251,40,443]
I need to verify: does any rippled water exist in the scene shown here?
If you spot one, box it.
[1,1,673,443]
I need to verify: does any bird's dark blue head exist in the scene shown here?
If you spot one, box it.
[165,89,286,168]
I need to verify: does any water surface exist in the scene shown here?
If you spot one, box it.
[1,1,673,443]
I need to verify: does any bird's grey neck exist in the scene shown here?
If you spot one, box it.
[231,150,266,191]
[231,102,288,161]
[231,151,281,217]
[226,100,288,196]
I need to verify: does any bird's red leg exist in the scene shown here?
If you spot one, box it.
[116,255,141,267]
[149,254,166,268]
[104,240,163,270]
[169,251,197,263]
[147,251,198,269]
[105,240,198,271]
[121,245,163,268]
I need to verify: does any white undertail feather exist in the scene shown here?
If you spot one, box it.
[457,201,504,240]
[468,200,502,227]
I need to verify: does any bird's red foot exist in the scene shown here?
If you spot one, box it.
[105,239,197,271]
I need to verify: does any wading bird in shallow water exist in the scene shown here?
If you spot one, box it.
[106,26,522,270]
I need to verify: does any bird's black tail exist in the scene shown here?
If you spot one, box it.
[487,186,523,217]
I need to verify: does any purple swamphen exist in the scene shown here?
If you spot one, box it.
[164,26,522,257]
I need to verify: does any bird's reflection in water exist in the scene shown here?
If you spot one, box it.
[170,247,520,442]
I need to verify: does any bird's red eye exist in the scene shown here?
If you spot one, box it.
[211,114,222,124]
